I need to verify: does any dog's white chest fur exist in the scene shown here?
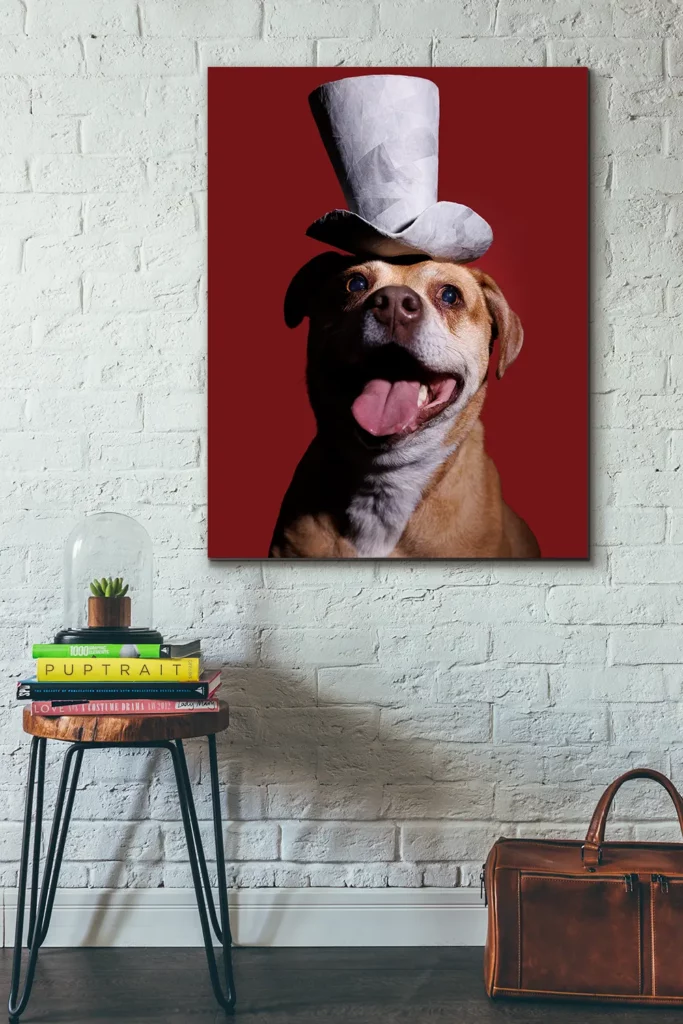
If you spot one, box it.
[346,428,453,557]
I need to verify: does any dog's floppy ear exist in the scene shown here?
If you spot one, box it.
[471,269,523,380]
[284,251,355,328]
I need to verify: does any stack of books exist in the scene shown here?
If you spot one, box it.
[19,640,221,717]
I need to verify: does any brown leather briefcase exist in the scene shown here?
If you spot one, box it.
[483,768,683,1006]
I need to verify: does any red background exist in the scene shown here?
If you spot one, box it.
[208,68,588,559]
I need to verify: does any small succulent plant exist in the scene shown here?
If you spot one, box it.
[89,576,129,598]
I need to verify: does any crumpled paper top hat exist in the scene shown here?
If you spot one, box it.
[306,74,493,263]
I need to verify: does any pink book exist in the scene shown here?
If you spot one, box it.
[31,697,221,716]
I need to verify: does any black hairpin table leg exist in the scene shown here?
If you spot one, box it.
[9,739,83,1023]
[169,738,236,1012]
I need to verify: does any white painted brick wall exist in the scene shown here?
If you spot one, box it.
[0,0,679,892]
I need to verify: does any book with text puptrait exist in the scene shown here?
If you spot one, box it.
[36,657,201,682]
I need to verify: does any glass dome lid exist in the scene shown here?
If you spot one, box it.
[55,512,162,645]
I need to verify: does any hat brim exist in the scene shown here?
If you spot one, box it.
[306,202,493,263]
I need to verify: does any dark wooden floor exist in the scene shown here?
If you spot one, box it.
[3,947,683,1023]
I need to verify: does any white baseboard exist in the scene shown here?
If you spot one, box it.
[3,888,486,947]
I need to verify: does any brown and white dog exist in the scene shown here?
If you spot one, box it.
[269,252,539,559]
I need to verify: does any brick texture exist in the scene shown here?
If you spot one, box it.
[0,0,678,891]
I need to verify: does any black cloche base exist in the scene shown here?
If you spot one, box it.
[53,627,164,645]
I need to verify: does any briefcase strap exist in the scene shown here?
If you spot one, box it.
[583,768,683,869]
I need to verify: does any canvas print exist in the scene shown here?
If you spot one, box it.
[208,68,588,559]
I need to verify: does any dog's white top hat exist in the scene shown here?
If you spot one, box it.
[306,74,493,263]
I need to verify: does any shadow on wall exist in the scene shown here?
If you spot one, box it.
[81,749,163,945]
[213,663,440,948]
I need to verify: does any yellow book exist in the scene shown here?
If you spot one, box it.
[36,657,201,683]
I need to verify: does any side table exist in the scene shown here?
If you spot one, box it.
[8,702,236,1022]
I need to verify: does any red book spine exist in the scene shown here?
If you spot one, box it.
[31,699,220,716]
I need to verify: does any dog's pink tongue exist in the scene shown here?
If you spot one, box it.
[351,379,421,436]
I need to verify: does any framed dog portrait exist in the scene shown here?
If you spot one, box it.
[208,68,588,559]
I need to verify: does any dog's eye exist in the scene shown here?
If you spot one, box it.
[347,274,369,293]
[439,285,461,306]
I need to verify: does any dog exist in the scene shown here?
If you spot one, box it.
[269,252,540,559]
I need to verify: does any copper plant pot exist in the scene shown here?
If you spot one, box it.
[88,596,131,628]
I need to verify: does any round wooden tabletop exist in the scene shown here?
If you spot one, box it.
[23,700,230,743]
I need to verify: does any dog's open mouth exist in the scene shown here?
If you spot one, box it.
[349,348,464,438]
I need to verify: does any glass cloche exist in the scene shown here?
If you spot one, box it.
[55,512,162,645]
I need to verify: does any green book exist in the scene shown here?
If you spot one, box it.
[32,641,200,659]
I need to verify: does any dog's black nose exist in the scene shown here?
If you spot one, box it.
[367,286,423,334]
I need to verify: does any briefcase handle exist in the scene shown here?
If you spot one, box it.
[582,768,683,869]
